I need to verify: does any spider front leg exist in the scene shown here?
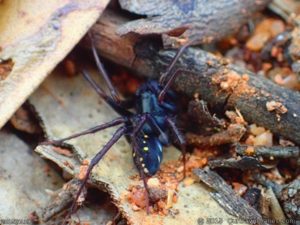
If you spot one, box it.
[158,68,193,102]
[62,126,127,225]
[159,41,195,84]
[166,117,187,178]
[82,69,133,117]
[89,32,120,102]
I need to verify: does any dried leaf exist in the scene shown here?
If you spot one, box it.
[0,0,110,128]
[30,68,246,225]
[117,0,271,47]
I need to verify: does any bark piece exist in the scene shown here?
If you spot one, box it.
[118,0,271,47]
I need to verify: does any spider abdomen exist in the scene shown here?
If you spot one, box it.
[134,133,163,176]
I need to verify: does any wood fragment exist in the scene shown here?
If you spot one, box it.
[235,144,300,159]
[187,98,225,134]
[194,169,269,225]
[41,179,83,222]
[186,124,246,147]
[208,157,266,170]
[91,10,300,145]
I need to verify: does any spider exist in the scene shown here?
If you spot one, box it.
[43,36,191,221]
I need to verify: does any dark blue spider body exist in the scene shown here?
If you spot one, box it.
[81,77,179,177]
[132,80,177,175]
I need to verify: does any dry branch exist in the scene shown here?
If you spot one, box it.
[90,10,300,145]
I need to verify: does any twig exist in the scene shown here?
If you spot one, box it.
[235,144,300,159]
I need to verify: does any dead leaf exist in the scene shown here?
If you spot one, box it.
[0,0,110,129]
[30,67,248,225]
[117,0,271,47]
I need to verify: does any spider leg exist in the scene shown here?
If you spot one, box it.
[82,69,111,102]
[89,32,120,102]
[158,68,194,102]
[147,115,169,144]
[42,117,126,145]
[82,70,133,117]
[166,117,187,178]
[132,113,169,144]
[159,39,198,84]
[62,126,127,225]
